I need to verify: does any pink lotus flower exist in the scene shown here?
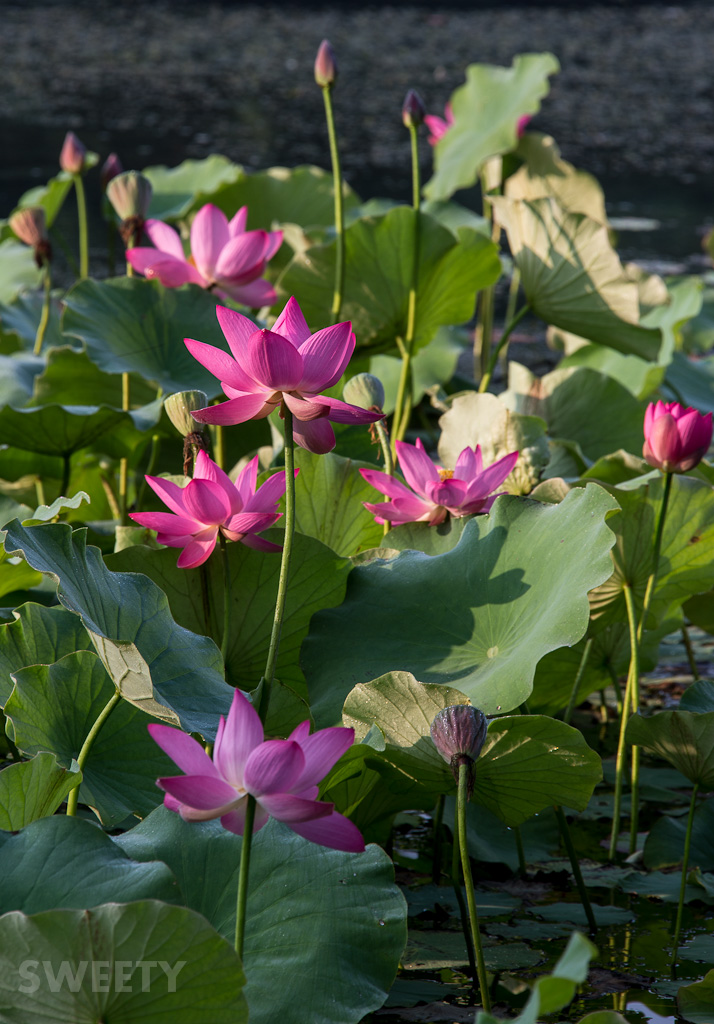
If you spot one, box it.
[126,203,283,308]
[360,439,518,526]
[129,449,288,568]
[643,400,713,473]
[60,131,87,174]
[424,103,531,146]
[148,687,365,852]
[186,296,383,454]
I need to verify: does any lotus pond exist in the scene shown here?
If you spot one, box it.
[2,43,714,1024]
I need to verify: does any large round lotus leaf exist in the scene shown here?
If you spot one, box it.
[423,53,560,202]
[507,132,607,223]
[627,710,714,788]
[490,196,662,359]
[3,520,232,737]
[589,474,714,629]
[303,485,618,726]
[0,290,64,354]
[107,530,350,700]
[31,346,157,407]
[0,901,246,1024]
[0,353,45,406]
[144,154,243,221]
[0,815,177,914]
[680,681,714,714]
[0,752,81,831]
[117,807,407,1024]
[384,516,470,556]
[276,207,500,355]
[290,449,384,557]
[0,239,42,303]
[61,277,235,396]
[679,970,714,1024]
[5,650,174,826]
[644,797,714,871]
[501,363,647,461]
[0,402,134,456]
[437,391,549,496]
[211,164,361,230]
[559,344,664,401]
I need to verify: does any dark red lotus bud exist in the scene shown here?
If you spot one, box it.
[101,152,123,192]
[430,705,487,794]
[402,89,426,128]
[314,39,338,87]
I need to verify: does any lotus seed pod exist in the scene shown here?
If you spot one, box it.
[107,171,153,221]
[431,705,487,790]
[9,207,48,249]
[402,89,426,128]
[101,152,123,192]
[164,390,209,437]
[343,373,385,412]
[314,39,338,87]
[60,131,87,174]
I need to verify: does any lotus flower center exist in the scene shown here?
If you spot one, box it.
[438,468,455,480]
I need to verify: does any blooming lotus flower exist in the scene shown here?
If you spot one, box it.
[643,400,713,473]
[129,449,289,568]
[186,296,383,454]
[149,687,365,852]
[126,203,283,307]
[361,438,518,526]
[425,103,531,146]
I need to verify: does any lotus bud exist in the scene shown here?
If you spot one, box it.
[165,390,209,437]
[343,373,385,412]
[430,705,487,794]
[60,131,87,174]
[643,400,713,474]
[9,207,51,266]
[314,39,338,87]
[107,171,153,222]
[402,89,426,129]
[101,152,123,192]
[516,114,532,138]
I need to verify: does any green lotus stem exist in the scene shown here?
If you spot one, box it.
[66,689,121,816]
[34,478,45,509]
[457,763,491,1010]
[214,423,225,471]
[321,83,345,322]
[73,172,89,280]
[33,262,52,356]
[431,793,445,884]
[234,794,257,958]
[256,407,296,724]
[513,825,527,877]
[451,803,477,985]
[671,782,699,968]
[374,419,393,477]
[119,372,131,524]
[135,434,162,513]
[479,305,530,395]
[609,583,638,860]
[126,231,136,277]
[637,470,673,644]
[219,533,232,666]
[682,623,700,680]
[554,805,597,934]
[607,663,624,716]
[498,267,522,380]
[563,637,593,726]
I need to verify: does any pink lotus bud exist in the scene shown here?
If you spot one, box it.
[643,401,713,474]
[516,115,532,138]
[431,705,487,793]
[9,207,51,266]
[343,372,385,412]
[60,131,87,174]
[402,89,426,129]
[106,171,153,221]
[101,152,123,192]
[314,39,338,87]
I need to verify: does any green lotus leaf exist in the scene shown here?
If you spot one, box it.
[0,291,63,354]
[0,240,42,304]
[437,391,550,496]
[456,801,560,871]
[644,797,714,871]
[211,164,361,230]
[423,53,560,202]
[0,815,177,914]
[507,132,607,222]
[0,752,81,831]
[31,346,157,407]
[383,516,470,556]
[14,157,98,226]
[108,530,350,698]
[627,710,714,788]
[303,485,618,726]
[276,207,501,356]
[5,650,174,826]
[366,325,465,416]
[559,344,664,400]
[665,351,714,417]
[502,363,647,460]
[490,196,662,358]
[117,808,407,1024]
[62,277,235,396]
[0,403,135,456]
[680,681,714,713]
[3,520,232,737]
[0,901,246,1024]
[144,154,244,221]
[0,352,46,407]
